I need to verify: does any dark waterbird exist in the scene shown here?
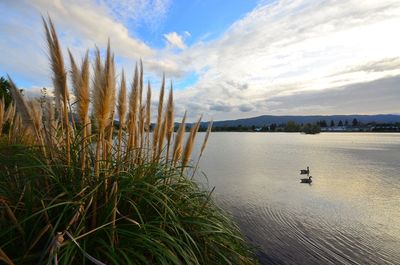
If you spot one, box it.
[300,166,312,183]
[300,166,310,175]
[300,176,312,183]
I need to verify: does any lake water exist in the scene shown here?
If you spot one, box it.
[194,132,400,265]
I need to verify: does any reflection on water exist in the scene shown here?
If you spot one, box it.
[194,133,400,264]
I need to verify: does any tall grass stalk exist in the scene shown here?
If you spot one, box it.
[145,81,152,155]
[117,70,127,173]
[43,17,71,165]
[127,64,139,159]
[69,49,90,172]
[192,120,213,178]
[153,74,165,160]
[165,85,174,161]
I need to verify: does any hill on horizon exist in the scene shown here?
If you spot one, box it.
[203,114,400,128]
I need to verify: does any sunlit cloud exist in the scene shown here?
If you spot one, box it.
[164,32,187,49]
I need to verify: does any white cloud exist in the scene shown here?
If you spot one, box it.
[29,0,154,58]
[172,0,400,120]
[164,32,187,49]
[98,0,171,30]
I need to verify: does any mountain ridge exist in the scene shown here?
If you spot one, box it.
[202,114,400,127]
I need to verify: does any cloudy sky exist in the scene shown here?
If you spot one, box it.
[1,0,399,121]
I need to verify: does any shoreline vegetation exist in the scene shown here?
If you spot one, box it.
[0,18,258,264]
[207,122,400,133]
[196,114,400,133]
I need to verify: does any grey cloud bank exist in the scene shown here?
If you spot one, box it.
[264,75,400,115]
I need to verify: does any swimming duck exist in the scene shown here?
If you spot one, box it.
[300,166,310,175]
[300,176,312,183]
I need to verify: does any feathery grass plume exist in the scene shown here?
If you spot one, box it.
[92,43,116,225]
[155,113,167,162]
[192,120,213,178]
[93,48,104,179]
[69,50,90,171]
[79,51,90,159]
[105,53,116,156]
[69,50,90,126]
[104,44,116,131]
[91,47,104,227]
[104,51,116,196]
[145,81,151,150]
[127,64,139,155]
[0,97,4,137]
[28,100,48,157]
[93,47,104,98]
[157,111,167,161]
[137,61,144,161]
[93,44,116,137]
[117,70,127,167]
[8,78,47,157]
[138,99,144,149]
[117,70,127,130]
[138,105,144,149]
[182,115,202,168]
[43,16,71,164]
[68,49,80,99]
[42,18,60,111]
[172,111,187,165]
[201,120,213,155]
[165,84,174,160]
[152,74,165,159]
[139,59,144,108]
[7,77,36,139]
[138,105,146,163]
[93,42,116,179]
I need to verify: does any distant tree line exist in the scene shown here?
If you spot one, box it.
[316,118,359,127]
[209,119,400,133]
[211,121,321,134]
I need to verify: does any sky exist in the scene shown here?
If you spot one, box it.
[0,0,399,121]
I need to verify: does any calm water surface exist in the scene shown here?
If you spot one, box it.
[194,133,400,265]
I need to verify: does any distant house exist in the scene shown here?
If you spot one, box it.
[320,125,398,132]
[321,126,346,132]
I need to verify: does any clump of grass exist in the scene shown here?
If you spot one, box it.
[0,17,258,264]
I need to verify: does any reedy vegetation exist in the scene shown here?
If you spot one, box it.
[0,18,257,264]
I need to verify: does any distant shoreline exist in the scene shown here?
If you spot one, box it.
[209,131,400,133]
